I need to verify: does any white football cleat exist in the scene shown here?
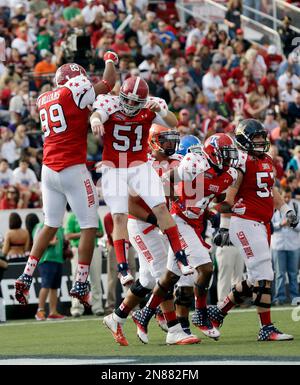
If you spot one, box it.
[258,324,294,342]
[166,323,201,345]
[118,270,134,287]
[103,313,128,346]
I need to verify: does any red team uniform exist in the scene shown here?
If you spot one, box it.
[167,150,238,277]
[93,94,170,215]
[229,150,275,283]
[37,74,98,228]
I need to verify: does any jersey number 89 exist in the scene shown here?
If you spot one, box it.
[40,103,67,137]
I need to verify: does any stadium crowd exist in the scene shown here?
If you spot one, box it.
[0,0,300,316]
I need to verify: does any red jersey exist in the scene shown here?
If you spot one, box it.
[171,152,238,230]
[234,151,275,224]
[37,75,95,172]
[224,91,246,115]
[93,95,169,168]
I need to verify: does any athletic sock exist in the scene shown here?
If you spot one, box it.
[219,296,235,315]
[24,255,39,276]
[195,289,208,311]
[114,239,129,267]
[259,310,272,327]
[115,302,132,319]
[164,311,179,328]
[76,263,90,283]
[164,226,182,254]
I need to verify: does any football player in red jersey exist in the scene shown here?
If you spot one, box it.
[91,77,194,287]
[210,119,298,341]
[103,124,199,346]
[131,134,240,342]
[15,52,119,307]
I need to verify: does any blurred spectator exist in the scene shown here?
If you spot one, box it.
[211,89,231,120]
[63,0,81,21]
[288,91,300,126]
[33,50,57,89]
[138,54,155,81]
[111,33,131,57]
[0,159,14,191]
[9,80,30,126]
[278,16,297,58]
[142,33,163,58]
[278,68,300,93]
[224,78,246,117]
[1,212,30,261]
[34,221,66,321]
[0,127,20,167]
[280,79,298,103]
[202,64,223,101]
[272,187,300,305]
[25,212,40,249]
[287,145,300,173]
[11,24,34,56]
[13,158,41,208]
[224,0,242,39]
[65,211,104,317]
[265,45,283,72]
[275,125,295,168]
[264,109,279,135]
[188,55,204,91]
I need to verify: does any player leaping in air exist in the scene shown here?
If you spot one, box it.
[90,76,194,287]
[15,52,119,307]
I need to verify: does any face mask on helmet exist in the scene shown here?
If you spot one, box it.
[155,130,180,156]
[251,133,270,154]
[188,144,204,155]
[219,146,239,167]
[119,93,147,116]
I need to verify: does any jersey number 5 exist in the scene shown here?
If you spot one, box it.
[113,124,142,152]
[256,172,274,198]
[40,104,67,137]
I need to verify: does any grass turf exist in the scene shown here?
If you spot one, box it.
[0,308,299,362]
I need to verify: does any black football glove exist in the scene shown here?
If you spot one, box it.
[213,228,230,247]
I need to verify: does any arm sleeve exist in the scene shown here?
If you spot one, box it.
[65,75,96,109]
[92,95,121,124]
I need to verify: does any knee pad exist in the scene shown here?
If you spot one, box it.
[157,280,175,300]
[174,286,193,309]
[232,280,253,304]
[253,280,272,308]
[130,279,152,298]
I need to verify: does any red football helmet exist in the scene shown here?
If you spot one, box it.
[54,63,87,87]
[203,133,238,169]
[149,124,180,156]
[119,76,149,116]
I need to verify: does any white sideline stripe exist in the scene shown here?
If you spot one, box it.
[0,358,135,365]
[0,307,294,327]
[161,360,300,366]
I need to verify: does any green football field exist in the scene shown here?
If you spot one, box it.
[0,307,299,364]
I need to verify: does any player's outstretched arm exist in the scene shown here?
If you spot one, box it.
[90,111,105,136]
[93,51,119,96]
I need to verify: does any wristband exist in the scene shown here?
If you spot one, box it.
[146,213,158,226]
[280,204,291,217]
[101,79,112,93]
[105,59,114,64]
[91,117,101,125]
[220,216,230,229]
[158,108,168,118]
